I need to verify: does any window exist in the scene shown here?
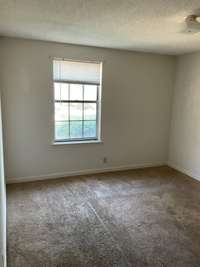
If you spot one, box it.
[53,59,102,143]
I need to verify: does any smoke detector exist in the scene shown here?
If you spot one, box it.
[185,14,200,33]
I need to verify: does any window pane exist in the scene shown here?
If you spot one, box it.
[70,84,83,100]
[70,121,82,139]
[84,85,97,101]
[54,82,61,100]
[84,121,96,138]
[84,103,96,120]
[55,103,69,121]
[61,83,69,100]
[70,103,83,120]
[55,121,69,140]
[54,83,69,100]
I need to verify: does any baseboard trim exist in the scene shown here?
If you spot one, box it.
[167,161,200,182]
[6,162,165,184]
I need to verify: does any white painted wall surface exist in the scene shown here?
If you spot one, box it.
[0,37,175,182]
[0,96,6,267]
[169,52,200,180]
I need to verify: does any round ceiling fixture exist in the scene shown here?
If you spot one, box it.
[185,14,200,33]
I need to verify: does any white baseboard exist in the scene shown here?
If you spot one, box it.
[6,161,165,184]
[167,161,200,182]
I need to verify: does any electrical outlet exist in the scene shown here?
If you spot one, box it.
[103,157,107,164]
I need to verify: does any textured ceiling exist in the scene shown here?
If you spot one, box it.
[0,0,200,55]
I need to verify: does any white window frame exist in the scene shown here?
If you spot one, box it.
[52,58,102,145]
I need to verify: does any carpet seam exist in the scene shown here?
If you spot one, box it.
[87,201,132,267]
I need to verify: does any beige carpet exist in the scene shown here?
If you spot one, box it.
[7,166,200,267]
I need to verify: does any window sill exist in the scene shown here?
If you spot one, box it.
[52,140,103,145]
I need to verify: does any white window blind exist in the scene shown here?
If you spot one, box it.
[53,59,101,84]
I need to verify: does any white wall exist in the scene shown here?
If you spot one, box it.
[0,37,175,182]
[0,96,6,267]
[169,52,200,180]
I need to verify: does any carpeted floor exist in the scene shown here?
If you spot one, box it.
[7,166,200,267]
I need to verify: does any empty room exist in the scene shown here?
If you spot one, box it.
[1,1,200,267]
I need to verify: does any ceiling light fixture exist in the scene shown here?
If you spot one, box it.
[185,14,200,33]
